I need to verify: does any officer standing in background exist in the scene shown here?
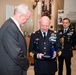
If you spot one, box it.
[29,16,61,75]
[57,18,76,75]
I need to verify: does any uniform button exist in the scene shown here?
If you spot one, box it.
[44,47,46,49]
[44,42,46,44]
[72,47,73,49]
[44,52,46,54]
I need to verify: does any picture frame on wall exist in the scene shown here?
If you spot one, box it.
[58,10,64,25]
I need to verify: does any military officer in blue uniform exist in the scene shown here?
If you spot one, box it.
[57,18,76,75]
[29,16,62,75]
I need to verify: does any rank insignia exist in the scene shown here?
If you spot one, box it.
[70,32,73,34]
[59,32,62,35]
[71,29,74,31]
[35,38,39,41]
[51,33,55,36]
[32,32,35,34]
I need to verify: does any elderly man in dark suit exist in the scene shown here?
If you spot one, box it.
[57,18,76,75]
[0,4,32,75]
[29,16,62,75]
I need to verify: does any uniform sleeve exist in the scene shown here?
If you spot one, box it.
[55,31,62,57]
[3,26,30,71]
[29,33,38,58]
[72,31,76,47]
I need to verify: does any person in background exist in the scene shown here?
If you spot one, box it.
[29,16,61,75]
[0,4,32,75]
[57,18,76,75]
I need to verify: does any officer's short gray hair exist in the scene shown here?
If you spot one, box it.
[15,4,30,14]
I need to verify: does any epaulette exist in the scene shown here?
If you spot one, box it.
[32,31,35,34]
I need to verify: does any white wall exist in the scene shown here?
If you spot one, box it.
[64,0,76,22]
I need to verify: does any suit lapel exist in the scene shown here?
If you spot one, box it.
[9,18,25,38]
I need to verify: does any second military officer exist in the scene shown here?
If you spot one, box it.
[57,18,76,75]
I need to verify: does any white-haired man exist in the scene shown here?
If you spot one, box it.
[0,4,32,75]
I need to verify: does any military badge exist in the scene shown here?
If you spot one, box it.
[59,32,62,35]
[35,38,39,41]
[71,29,74,31]
[49,33,56,42]
[60,37,64,49]
[67,31,73,36]
[70,32,73,34]
[67,33,72,36]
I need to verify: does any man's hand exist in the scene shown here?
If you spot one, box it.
[52,51,57,59]
[37,53,44,59]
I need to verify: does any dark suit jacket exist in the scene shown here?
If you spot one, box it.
[57,28,76,57]
[0,18,30,75]
[29,30,61,74]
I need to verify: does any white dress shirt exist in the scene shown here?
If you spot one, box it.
[41,31,47,37]
[64,28,68,33]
